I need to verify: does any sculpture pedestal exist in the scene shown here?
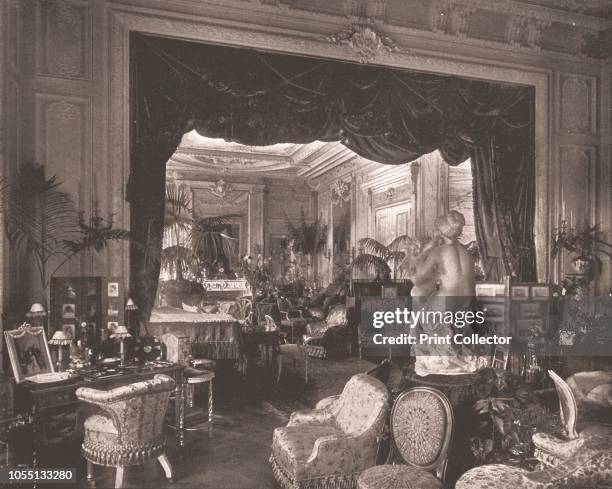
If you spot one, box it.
[399,368,496,485]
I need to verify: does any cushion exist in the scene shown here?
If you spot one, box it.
[455,464,530,489]
[272,424,343,477]
[326,305,346,327]
[357,465,442,489]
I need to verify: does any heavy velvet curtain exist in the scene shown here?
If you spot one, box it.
[129,33,536,319]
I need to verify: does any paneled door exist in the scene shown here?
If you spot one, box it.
[375,202,412,246]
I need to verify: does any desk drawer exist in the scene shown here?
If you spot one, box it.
[35,389,78,409]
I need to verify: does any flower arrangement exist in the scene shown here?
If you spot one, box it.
[239,254,276,300]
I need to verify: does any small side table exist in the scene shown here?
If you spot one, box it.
[183,367,215,437]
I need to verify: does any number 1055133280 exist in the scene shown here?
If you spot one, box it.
[0,468,76,483]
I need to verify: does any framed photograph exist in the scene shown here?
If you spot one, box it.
[511,286,529,300]
[107,282,119,297]
[62,303,76,319]
[65,284,77,299]
[382,285,398,299]
[4,324,54,383]
[107,321,119,331]
[62,323,76,339]
[531,285,550,300]
[492,346,509,370]
[107,303,119,317]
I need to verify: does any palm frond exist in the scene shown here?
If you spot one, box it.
[351,254,391,274]
[161,245,198,277]
[164,184,192,232]
[358,237,389,259]
[287,210,327,255]
[388,234,413,251]
[190,215,240,266]
[194,214,242,231]
[5,162,79,257]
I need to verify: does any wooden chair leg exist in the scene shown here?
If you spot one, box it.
[115,467,125,489]
[158,453,174,482]
[86,461,94,482]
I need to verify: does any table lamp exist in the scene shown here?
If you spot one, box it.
[49,330,72,371]
[110,325,132,366]
[125,297,138,336]
[26,303,47,331]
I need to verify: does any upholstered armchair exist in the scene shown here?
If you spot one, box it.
[270,373,390,489]
[302,304,349,358]
[305,283,347,320]
[277,297,308,343]
[76,374,176,488]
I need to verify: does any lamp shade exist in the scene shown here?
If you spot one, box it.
[26,303,47,318]
[110,325,132,339]
[125,297,138,311]
[49,330,72,346]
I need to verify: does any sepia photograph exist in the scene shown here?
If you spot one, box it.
[0,0,611,488]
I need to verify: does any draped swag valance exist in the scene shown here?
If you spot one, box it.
[129,33,536,318]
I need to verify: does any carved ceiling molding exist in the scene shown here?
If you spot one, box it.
[326,23,397,63]
[330,178,352,206]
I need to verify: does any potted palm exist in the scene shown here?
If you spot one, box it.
[352,235,414,280]
[160,184,239,307]
[3,162,135,310]
[286,210,328,283]
[552,222,612,277]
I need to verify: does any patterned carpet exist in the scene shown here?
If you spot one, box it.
[269,350,403,415]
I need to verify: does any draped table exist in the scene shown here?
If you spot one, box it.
[149,307,242,362]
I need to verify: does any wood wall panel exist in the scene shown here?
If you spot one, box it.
[34,94,91,201]
[36,0,90,80]
[559,73,597,135]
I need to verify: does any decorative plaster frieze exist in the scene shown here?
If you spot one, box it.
[327,23,396,63]
[330,178,352,205]
[342,0,387,23]
[506,15,551,50]
[430,1,475,38]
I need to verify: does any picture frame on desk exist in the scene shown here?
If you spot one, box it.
[4,324,54,383]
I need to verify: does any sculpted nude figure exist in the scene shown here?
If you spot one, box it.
[401,211,480,376]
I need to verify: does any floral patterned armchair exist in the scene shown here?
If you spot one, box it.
[270,373,390,489]
[302,304,349,358]
[76,374,176,488]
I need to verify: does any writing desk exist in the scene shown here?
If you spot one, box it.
[14,363,185,468]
